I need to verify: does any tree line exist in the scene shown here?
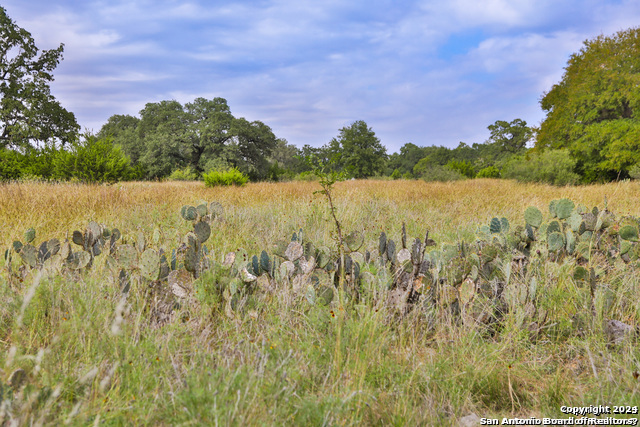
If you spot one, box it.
[0,5,639,185]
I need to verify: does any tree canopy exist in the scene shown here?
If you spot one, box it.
[327,120,387,178]
[536,27,640,181]
[487,119,532,154]
[0,7,78,149]
[101,97,277,180]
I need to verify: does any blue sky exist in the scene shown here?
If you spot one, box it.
[4,1,640,152]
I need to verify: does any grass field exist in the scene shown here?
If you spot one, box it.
[1,178,640,425]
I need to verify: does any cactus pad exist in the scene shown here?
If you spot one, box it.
[280,261,295,279]
[72,230,84,247]
[259,250,270,274]
[555,198,575,219]
[547,232,565,252]
[489,217,501,233]
[316,246,332,269]
[567,211,582,232]
[547,221,561,235]
[68,251,91,270]
[549,200,558,218]
[184,245,199,273]
[386,239,397,263]
[285,241,303,262]
[396,248,411,265]
[524,207,543,228]
[316,284,334,305]
[46,238,60,257]
[136,231,146,253]
[140,248,160,280]
[345,231,364,252]
[194,221,211,243]
[117,244,138,270]
[24,228,36,244]
[619,225,639,242]
[500,217,510,233]
[196,203,208,218]
[379,232,387,254]
[19,244,37,268]
[181,205,197,221]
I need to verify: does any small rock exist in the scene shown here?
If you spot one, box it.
[605,319,635,345]
[459,413,480,427]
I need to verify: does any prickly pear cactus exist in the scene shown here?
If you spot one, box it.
[194,221,211,244]
[140,248,160,280]
[524,206,543,228]
[345,231,364,252]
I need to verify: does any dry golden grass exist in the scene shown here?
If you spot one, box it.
[1,178,638,250]
[2,178,640,425]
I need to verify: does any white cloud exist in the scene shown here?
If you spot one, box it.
[3,0,640,151]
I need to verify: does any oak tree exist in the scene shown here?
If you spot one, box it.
[0,7,78,149]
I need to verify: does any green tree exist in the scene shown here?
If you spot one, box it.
[184,97,234,172]
[269,138,302,171]
[0,7,78,149]
[103,97,277,180]
[537,27,640,181]
[97,114,142,162]
[230,117,277,180]
[387,143,428,175]
[487,119,532,155]
[328,120,387,178]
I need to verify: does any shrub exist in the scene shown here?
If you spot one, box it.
[51,135,137,183]
[390,168,401,180]
[629,163,640,180]
[446,159,475,178]
[267,162,295,182]
[420,165,466,182]
[168,166,198,181]
[0,148,24,180]
[203,167,249,187]
[501,149,580,186]
[476,166,501,178]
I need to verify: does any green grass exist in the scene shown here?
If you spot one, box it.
[1,179,640,425]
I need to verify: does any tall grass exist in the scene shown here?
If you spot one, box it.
[1,179,640,425]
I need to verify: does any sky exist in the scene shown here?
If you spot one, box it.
[4,1,640,152]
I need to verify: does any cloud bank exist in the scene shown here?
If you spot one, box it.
[4,0,640,151]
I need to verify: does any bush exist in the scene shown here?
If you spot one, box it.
[501,149,580,186]
[476,166,501,178]
[0,148,24,180]
[390,168,401,180]
[446,159,475,178]
[168,166,198,181]
[267,162,295,182]
[51,135,137,183]
[420,165,466,182]
[203,167,249,187]
[629,163,640,180]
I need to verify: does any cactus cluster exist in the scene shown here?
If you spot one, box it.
[175,202,219,278]
[5,222,121,274]
[7,228,61,270]
[6,197,640,334]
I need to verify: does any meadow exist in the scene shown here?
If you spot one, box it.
[1,178,640,425]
